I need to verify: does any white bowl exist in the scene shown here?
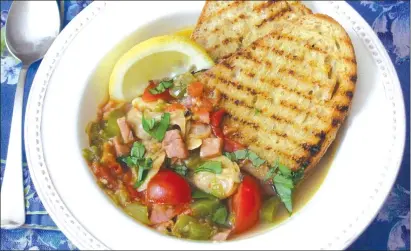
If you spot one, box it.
[24,1,406,250]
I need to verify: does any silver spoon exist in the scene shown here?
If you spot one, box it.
[1,1,60,229]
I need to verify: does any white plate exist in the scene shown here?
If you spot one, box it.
[24,1,406,250]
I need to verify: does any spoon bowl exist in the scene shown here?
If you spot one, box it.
[1,1,60,229]
[5,1,60,65]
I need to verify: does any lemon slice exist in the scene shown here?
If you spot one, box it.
[173,27,194,38]
[109,35,214,102]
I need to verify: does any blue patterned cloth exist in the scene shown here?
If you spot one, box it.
[1,1,409,250]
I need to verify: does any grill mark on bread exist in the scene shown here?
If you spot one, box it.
[207,63,333,123]
[218,91,325,138]
[226,118,306,165]
[212,82,328,134]
[247,47,332,90]
[195,12,357,175]
[262,31,355,65]
[256,7,292,28]
[345,90,354,99]
[254,43,305,63]
[200,1,240,27]
[252,1,280,12]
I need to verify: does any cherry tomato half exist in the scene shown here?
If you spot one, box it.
[147,170,192,205]
[231,175,262,234]
[142,82,174,102]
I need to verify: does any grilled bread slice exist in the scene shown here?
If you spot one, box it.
[196,14,357,177]
[191,1,312,62]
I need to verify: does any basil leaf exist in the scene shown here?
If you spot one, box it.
[134,157,153,188]
[247,151,265,167]
[273,174,294,189]
[227,149,265,167]
[139,158,153,169]
[274,182,293,213]
[130,142,145,159]
[234,149,248,160]
[194,161,222,174]
[212,206,228,225]
[142,113,156,131]
[149,80,174,94]
[223,152,236,161]
[172,164,188,176]
[142,113,171,141]
[119,156,138,167]
[152,113,170,141]
[264,167,276,182]
[134,180,144,189]
[278,162,291,177]
[192,189,217,200]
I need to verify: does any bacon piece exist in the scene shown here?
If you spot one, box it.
[117,117,134,143]
[112,136,130,157]
[200,138,223,159]
[162,130,188,159]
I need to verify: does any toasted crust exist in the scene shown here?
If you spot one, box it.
[196,14,357,177]
[191,1,312,62]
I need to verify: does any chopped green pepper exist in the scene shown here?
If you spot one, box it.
[261,196,280,223]
[191,189,217,200]
[172,215,214,240]
[124,202,150,225]
[105,108,126,138]
[184,153,203,170]
[169,72,195,99]
[82,145,100,163]
[115,188,130,207]
[191,199,220,218]
[87,121,107,147]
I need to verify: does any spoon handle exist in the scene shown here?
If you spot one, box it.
[1,66,28,229]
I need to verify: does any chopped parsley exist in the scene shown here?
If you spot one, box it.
[171,164,188,177]
[149,80,173,95]
[118,142,153,188]
[270,159,305,214]
[134,157,153,188]
[261,158,306,214]
[194,161,223,174]
[223,149,266,167]
[254,108,261,115]
[130,141,145,159]
[142,112,170,141]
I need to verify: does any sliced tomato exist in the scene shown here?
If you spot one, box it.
[188,82,204,97]
[210,109,226,138]
[223,137,245,152]
[231,175,262,234]
[147,170,191,205]
[142,82,173,102]
[165,103,185,112]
